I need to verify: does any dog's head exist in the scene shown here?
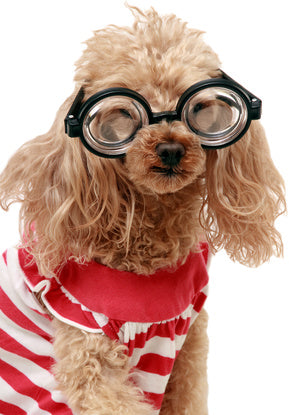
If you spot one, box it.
[72,7,220,196]
[0,7,286,274]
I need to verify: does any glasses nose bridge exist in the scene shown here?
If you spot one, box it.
[151,110,179,125]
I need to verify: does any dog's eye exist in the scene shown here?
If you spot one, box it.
[82,96,149,156]
[88,101,142,143]
[98,108,140,142]
[183,87,248,147]
[189,99,233,133]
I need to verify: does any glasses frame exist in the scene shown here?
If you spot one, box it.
[65,71,262,158]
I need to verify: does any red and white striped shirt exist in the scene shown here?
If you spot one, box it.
[0,245,209,414]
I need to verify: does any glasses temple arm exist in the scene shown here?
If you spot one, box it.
[64,87,85,137]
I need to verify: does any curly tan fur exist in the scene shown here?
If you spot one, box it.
[53,321,152,415]
[0,6,286,415]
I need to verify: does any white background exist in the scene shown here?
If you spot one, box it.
[0,1,288,414]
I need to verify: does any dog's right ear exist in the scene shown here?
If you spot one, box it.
[0,95,74,270]
[0,92,134,274]
[0,94,74,212]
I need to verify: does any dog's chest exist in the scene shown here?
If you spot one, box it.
[1,245,209,414]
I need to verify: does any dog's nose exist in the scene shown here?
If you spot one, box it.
[156,142,186,167]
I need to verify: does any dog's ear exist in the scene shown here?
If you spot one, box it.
[201,121,286,266]
[0,95,78,215]
[0,93,133,274]
[0,95,77,272]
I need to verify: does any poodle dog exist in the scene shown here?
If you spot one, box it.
[0,6,286,415]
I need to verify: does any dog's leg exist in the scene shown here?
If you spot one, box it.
[53,320,153,415]
[160,309,209,415]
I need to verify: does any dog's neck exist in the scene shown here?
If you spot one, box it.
[94,181,204,275]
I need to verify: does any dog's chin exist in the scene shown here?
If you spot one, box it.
[126,139,205,195]
[126,161,204,195]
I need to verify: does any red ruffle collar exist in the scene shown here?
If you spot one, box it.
[19,245,209,325]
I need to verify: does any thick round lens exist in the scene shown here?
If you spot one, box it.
[82,96,149,156]
[182,87,248,147]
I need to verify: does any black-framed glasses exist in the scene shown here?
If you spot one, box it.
[64,71,262,158]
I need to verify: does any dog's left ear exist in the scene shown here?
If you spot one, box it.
[201,121,286,266]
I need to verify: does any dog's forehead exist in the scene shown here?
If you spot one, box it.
[81,49,218,112]
[75,16,220,111]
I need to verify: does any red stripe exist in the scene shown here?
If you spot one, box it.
[2,250,8,265]
[0,287,51,340]
[101,320,122,341]
[0,329,54,372]
[17,248,45,286]
[0,400,27,415]
[137,353,174,376]
[32,307,52,320]
[193,291,207,313]
[126,316,191,354]
[175,315,191,336]
[0,360,73,414]
[144,391,164,410]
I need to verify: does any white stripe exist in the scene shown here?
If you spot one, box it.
[129,347,145,368]
[1,348,72,411]
[139,336,175,358]
[121,321,152,343]
[0,310,54,357]
[0,250,53,336]
[129,332,188,368]
[189,308,200,327]
[206,250,212,269]
[51,389,73,408]
[134,370,170,395]
[175,333,188,351]
[91,311,109,328]
[201,283,209,296]
[145,333,187,355]
[120,304,195,344]
[0,377,51,415]
[129,335,173,368]
[1,348,56,391]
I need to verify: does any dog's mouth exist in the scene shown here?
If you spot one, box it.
[151,165,183,177]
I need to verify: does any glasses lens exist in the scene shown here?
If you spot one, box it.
[82,96,149,156]
[182,87,248,147]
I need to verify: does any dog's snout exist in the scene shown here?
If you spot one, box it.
[156,142,186,167]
